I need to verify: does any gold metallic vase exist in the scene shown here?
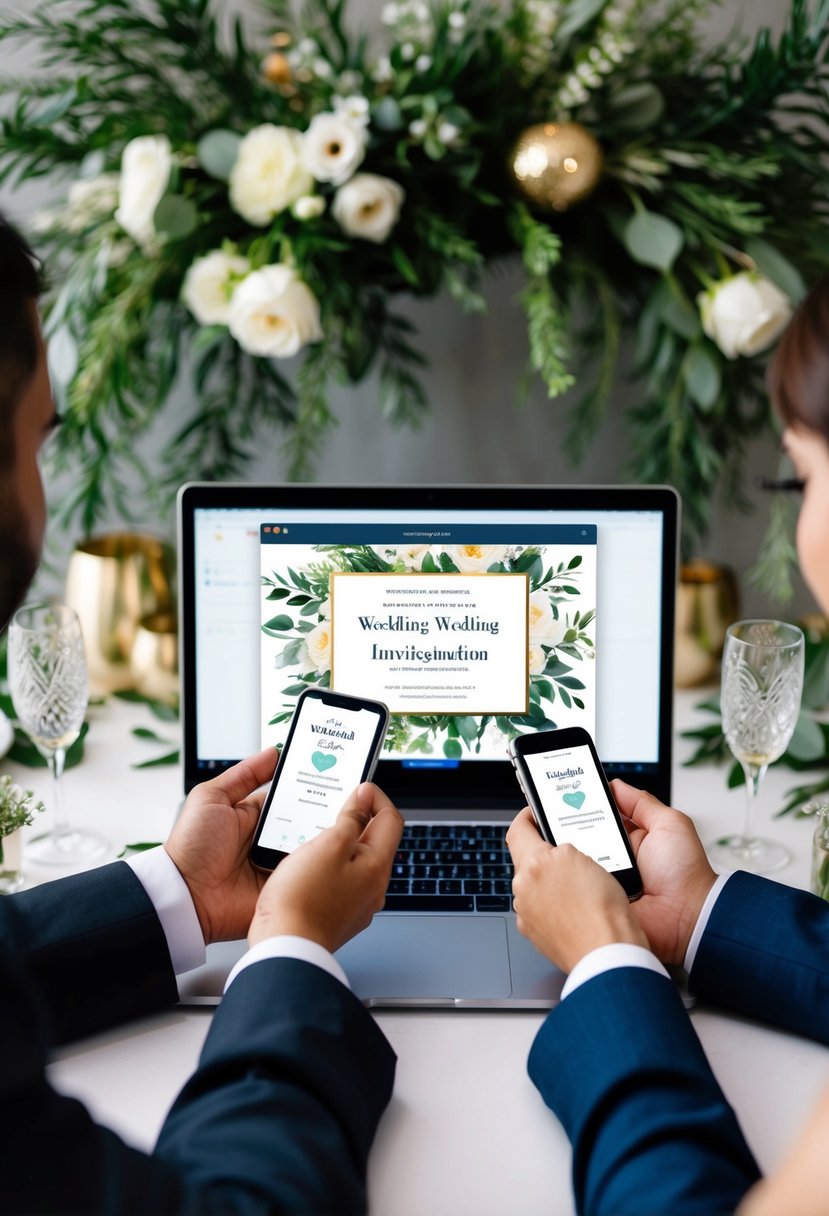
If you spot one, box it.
[675,560,740,688]
[64,533,173,695]
[131,611,179,706]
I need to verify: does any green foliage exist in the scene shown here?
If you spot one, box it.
[0,0,827,559]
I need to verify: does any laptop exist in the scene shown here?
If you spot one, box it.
[176,483,679,1008]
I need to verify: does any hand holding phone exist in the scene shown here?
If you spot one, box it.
[250,688,390,870]
[508,725,643,900]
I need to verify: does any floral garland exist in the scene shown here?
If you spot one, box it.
[0,0,827,572]
[261,542,595,757]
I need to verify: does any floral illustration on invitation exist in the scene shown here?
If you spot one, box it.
[261,542,596,760]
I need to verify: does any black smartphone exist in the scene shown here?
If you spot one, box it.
[250,688,390,871]
[508,725,643,900]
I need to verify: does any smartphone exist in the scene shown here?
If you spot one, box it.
[508,725,643,900]
[250,688,390,870]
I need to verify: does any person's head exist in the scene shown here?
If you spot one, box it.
[768,273,829,614]
[0,215,55,632]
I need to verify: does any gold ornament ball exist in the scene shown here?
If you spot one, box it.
[510,122,604,212]
[263,51,292,86]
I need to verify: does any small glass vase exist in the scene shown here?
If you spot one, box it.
[811,807,829,903]
[0,828,25,894]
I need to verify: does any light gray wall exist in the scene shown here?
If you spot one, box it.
[1,0,814,616]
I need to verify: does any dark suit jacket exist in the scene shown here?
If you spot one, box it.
[690,870,829,1043]
[528,872,829,1215]
[0,862,396,1214]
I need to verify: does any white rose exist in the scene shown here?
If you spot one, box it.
[333,94,371,128]
[528,644,547,676]
[229,125,313,226]
[228,265,323,358]
[445,544,506,573]
[698,271,793,360]
[292,194,326,221]
[302,112,367,185]
[528,591,567,645]
[305,620,332,672]
[182,250,251,326]
[115,135,172,247]
[332,173,405,244]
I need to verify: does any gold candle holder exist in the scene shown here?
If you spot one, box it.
[131,611,179,706]
[675,559,740,688]
[64,533,173,695]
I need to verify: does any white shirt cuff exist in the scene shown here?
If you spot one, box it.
[224,936,351,994]
[683,871,733,973]
[561,942,669,999]
[125,848,206,976]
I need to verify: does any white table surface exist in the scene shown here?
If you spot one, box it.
[7,690,829,1216]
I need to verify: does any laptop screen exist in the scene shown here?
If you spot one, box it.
[179,484,678,806]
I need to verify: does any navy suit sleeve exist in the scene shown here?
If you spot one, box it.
[690,871,829,1044]
[528,968,760,1216]
[156,958,397,1215]
[0,861,177,1044]
[0,950,395,1214]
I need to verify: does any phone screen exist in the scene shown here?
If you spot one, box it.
[256,693,387,857]
[521,741,633,874]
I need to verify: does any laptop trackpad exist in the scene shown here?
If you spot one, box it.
[337,915,512,1000]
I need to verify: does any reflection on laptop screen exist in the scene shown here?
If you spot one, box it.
[183,487,676,805]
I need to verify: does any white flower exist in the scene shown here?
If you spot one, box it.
[698,272,793,360]
[375,542,430,568]
[528,644,547,676]
[305,620,332,672]
[437,121,460,146]
[229,125,313,227]
[332,173,405,244]
[182,250,251,327]
[409,118,428,139]
[292,194,326,220]
[445,544,506,573]
[528,591,567,645]
[415,54,433,71]
[302,112,367,186]
[115,135,172,247]
[66,173,120,232]
[228,265,323,358]
[333,94,371,127]
[372,55,393,83]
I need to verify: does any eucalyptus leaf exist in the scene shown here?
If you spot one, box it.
[557,0,608,41]
[684,345,721,411]
[197,129,242,182]
[48,326,79,388]
[132,749,181,769]
[610,83,665,132]
[154,195,199,242]
[787,712,826,763]
[31,86,77,126]
[443,737,462,759]
[623,210,684,272]
[745,238,806,304]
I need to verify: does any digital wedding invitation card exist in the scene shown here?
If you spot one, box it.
[259,524,598,763]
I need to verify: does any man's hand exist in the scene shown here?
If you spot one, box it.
[165,748,278,945]
[506,808,649,974]
[612,780,717,967]
[248,782,403,955]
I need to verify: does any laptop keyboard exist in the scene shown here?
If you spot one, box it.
[383,822,514,913]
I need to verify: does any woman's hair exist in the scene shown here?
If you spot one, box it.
[768,272,829,444]
[0,216,42,471]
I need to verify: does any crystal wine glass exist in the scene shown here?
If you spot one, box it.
[709,619,804,874]
[8,602,108,867]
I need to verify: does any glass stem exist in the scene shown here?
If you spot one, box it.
[740,761,767,846]
[49,746,70,845]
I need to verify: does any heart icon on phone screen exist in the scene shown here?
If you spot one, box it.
[563,791,586,810]
[312,751,337,772]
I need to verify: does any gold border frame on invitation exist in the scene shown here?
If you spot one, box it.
[330,572,530,716]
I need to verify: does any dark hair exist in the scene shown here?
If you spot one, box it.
[0,216,42,471]
[768,272,829,445]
